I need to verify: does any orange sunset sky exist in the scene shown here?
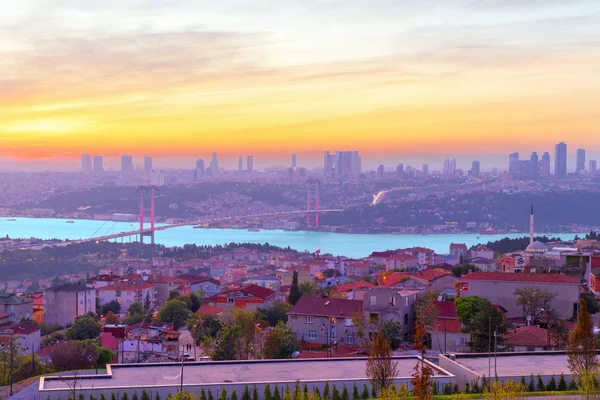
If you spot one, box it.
[1,0,600,169]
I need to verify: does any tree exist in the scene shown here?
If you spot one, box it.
[365,332,398,394]
[264,384,272,400]
[189,314,222,344]
[298,281,319,297]
[581,293,599,314]
[156,300,192,330]
[379,320,403,350]
[105,311,120,325]
[100,300,121,315]
[207,308,263,360]
[188,292,203,313]
[258,301,292,326]
[513,287,556,323]
[323,269,339,278]
[288,271,301,305]
[66,315,102,340]
[51,340,99,371]
[262,321,300,359]
[410,318,434,400]
[455,296,504,352]
[168,290,181,301]
[567,297,597,378]
[125,301,148,325]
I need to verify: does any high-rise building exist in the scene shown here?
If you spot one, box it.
[540,152,551,177]
[422,164,428,177]
[589,160,597,175]
[377,164,384,177]
[554,142,567,179]
[509,152,521,179]
[286,167,294,182]
[93,156,104,173]
[334,151,361,178]
[530,152,539,179]
[81,154,92,172]
[323,152,333,175]
[144,156,153,174]
[470,161,480,177]
[121,155,134,173]
[194,159,205,181]
[238,156,243,172]
[396,164,405,179]
[576,149,586,173]
[210,152,219,175]
[291,153,297,168]
[247,155,254,173]
[449,158,456,176]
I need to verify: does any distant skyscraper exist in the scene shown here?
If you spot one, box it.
[590,160,597,175]
[210,152,219,175]
[396,164,405,179]
[449,158,456,176]
[554,142,567,179]
[323,152,334,176]
[377,164,384,177]
[286,167,294,182]
[81,154,92,172]
[144,156,153,174]
[334,151,361,178]
[238,156,243,172]
[422,164,428,177]
[291,153,297,168]
[247,155,254,172]
[93,155,104,173]
[470,161,480,177]
[576,148,586,173]
[121,155,134,173]
[530,152,539,179]
[509,152,521,179]
[194,159,205,181]
[540,152,551,177]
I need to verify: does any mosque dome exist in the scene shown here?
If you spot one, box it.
[525,241,548,253]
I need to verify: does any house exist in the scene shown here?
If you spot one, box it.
[400,248,435,266]
[287,296,362,346]
[0,322,41,354]
[97,282,156,313]
[468,257,499,272]
[139,275,188,306]
[176,274,221,297]
[346,262,370,278]
[24,293,45,324]
[426,301,470,354]
[385,254,418,271]
[0,293,33,323]
[86,274,124,290]
[276,266,311,286]
[330,281,376,300]
[369,251,397,265]
[433,254,460,266]
[204,284,276,310]
[589,267,600,296]
[362,288,419,342]
[470,246,495,260]
[195,305,224,318]
[449,244,468,261]
[501,253,526,273]
[245,275,280,293]
[460,272,580,319]
[502,325,556,352]
[380,268,458,293]
[44,283,95,326]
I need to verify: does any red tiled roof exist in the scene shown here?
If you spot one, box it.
[288,296,363,318]
[387,254,417,261]
[450,243,467,249]
[431,301,458,319]
[196,305,223,316]
[370,251,397,258]
[209,284,275,300]
[176,274,220,286]
[2,322,40,335]
[0,313,10,319]
[88,274,123,283]
[462,272,578,284]
[99,282,155,291]
[330,281,376,295]
[380,268,453,287]
[502,325,556,348]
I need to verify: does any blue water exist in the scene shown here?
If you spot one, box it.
[0,217,582,258]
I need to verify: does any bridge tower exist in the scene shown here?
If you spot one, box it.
[306,179,320,229]
[137,185,157,244]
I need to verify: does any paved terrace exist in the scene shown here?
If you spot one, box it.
[42,357,450,391]
[456,353,571,378]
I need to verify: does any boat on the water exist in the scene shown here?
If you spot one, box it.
[66,220,75,224]
[247,228,260,232]
[7,218,16,222]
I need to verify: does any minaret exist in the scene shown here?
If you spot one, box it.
[529,202,534,245]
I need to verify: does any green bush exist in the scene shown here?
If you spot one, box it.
[264,384,272,400]
[547,376,557,391]
[219,388,228,400]
[273,385,281,400]
[558,374,567,391]
[332,385,340,400]
[527,375,535,392]
[361,385,368,400]
[537,375,545,391]
[323,382,330,400]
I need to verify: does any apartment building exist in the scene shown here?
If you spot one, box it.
[44,283,95,326]
[98,282,156,313]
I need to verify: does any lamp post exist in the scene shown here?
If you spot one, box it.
[488,316,491,380]
[180,344,185,394]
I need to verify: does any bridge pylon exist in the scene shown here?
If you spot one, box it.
[137,185,157,244]
[306,179,320,229]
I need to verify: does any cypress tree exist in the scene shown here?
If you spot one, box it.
[361,385,369,400]
[274,386,281,400]
[121,393,129,400]
[314,387,321,400]
[547,376,557,391]
[141,390,150,400]
[341,386,348,400]
[352,383,359,400]
[284,384,292,400]
[112,394,117,400]
[331,385,340,400]
[231,390,239,400]
[101,395,107,400]
[201,390,207,400]
[527,375,535,392]
[288,271,301,305]
[537,375,545,391]
[558,374,567,391]
[253,386,259,400]
[243,386,251,400]
[132,392,138,400]
[155,394,161,400]
[323,382,330,400]
[264,384,272,400]
[568,378,578,391]
[294,382,302,400]
[219,388,228,400]
[303,384,309,398]
[209,390,215,400]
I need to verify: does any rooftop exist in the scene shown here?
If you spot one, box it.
[448,352,572,378]
[42,357,450,391]
[462,272,578,284]
[45,283,93,292]
[288,296,363,318]
[502,326,556,348]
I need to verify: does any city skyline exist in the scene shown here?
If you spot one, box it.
[2,1,600,165]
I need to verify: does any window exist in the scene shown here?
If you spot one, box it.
[346,334,354,344]
[308,330,316,340]
[369,313,379,324]
[404,313,408,325]
[116,290,121,297]
[305,316,314,324]
[370,296,377,306]
[344,318,353,327]
[329,330,336,340]
[389,297,396,306]
[227,297,235,304]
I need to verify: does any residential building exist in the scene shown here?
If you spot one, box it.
[502,325,556,351]
[87,274,124,290]
[380,269,457,293]
[175,275,221,297]
[44,283,95,326]
[385,254,418,271]
[98,282,156,313]
[93,155,104,173]
[362,288,418,341]
[204,284,276,310]
[245,275,280,293]
[0,322,41,354]
[330,281,376,300]
[449,244,467,262]
[276,266,311,286]
[0,293,33,322]
[287,296,362,345]
[426,301,470,353]
[460,272,580,319]
[402,247,435,266]
[470,246,494,260]
[540,152,551,177]
[144,156,153,174]
[121,155,134,173]
[346,262,370,278]
[468,257,499,272]
[142,275,188,306]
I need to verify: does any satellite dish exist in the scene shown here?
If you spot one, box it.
[142,276,148,281]
[530,268,536,274]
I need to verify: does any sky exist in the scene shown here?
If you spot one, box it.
[2,0,600,170]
